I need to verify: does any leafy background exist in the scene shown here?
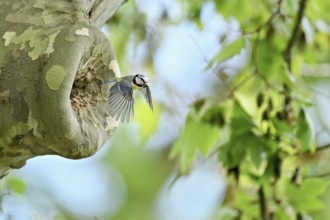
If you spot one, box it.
[1,0,330,219]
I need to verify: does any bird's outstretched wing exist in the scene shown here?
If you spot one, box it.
[108,81,134,123]
[140,85,153,111]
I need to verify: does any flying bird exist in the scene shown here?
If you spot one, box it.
[106,74,153,123]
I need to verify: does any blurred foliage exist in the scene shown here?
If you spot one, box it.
[109,0,330,219]
[170,111,220,172]
[171,0,330,219]
[133,97,161,143]
[104,127,172,220]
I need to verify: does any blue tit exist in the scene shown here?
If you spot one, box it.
[107,74,153,123]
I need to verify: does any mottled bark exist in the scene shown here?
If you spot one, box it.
[0,0,126,177]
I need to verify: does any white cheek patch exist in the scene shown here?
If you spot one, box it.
[134,77,143,86]
[136,78,143,85]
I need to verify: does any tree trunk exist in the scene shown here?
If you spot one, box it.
[0,0,126,177]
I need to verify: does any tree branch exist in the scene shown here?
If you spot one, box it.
[283,0,308,71]
[89,0,127,28]
[0,0,125,177]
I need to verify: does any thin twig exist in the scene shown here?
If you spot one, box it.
[291,167,300,183]
[283,0,308,71]
[246,0,284,92]
[315,143,330,153]
[190,36,235,97]
[301,144,330,179]
[305,171,330,179]
[294,143,330,157]
[258,186,269,220]
[243,0,283,35]
[250,29,281,92]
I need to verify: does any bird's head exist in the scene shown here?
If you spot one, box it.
[133,74,149,88]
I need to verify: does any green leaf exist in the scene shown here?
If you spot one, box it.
[303,179,329,196]
[219,100,262,168]
[296,109,315,152]
[215,206,239,220]
[206,37,245,70]
[273,206,293,220]
[219,137,246,168]
[272,117,294,134]
[246,133,265,169]
[226,131,276,171]
[307,0,330,22]
[263,154,282,181]
[222,130,267,169]
[257,40,283,79]
[233,99,251,119]
[231,100,255,135]
[285,178,328,212]
[234,190,259,218]
[170,114,220,172]
[215,0,268,29]
[192,98,206,113]
[201,105,226,127]
[256,38,296,90]
[8,177,26,195]
[185,0,203,27]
